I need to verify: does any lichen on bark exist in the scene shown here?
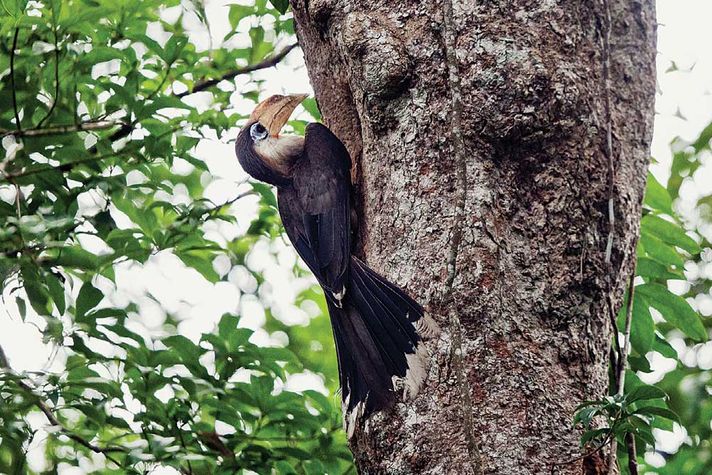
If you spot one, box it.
[290,0,656,473]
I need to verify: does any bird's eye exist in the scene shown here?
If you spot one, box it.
[250,122,268,141]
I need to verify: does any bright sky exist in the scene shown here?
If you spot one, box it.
[1,1,711,472]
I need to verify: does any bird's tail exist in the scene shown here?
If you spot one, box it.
[327,256,439,437]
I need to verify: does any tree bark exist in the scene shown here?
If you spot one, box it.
[290,1,656,473]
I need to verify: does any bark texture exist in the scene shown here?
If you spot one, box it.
[290,1,656,473]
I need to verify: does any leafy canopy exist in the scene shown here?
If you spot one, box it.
[0,0,350,474]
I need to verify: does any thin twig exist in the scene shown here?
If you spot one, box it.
[0,344,125,466]
[175,418,194,475]
[36,1,60,128]
[616,267,637,396]
[176,43,299,98]
[613,258,639,475]
[10,27,22,133]
[606,295,621,381]
[146,67,172,102]
[625,432,638,475]
[216,190,257,209]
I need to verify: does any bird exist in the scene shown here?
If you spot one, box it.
[234,94,438,436]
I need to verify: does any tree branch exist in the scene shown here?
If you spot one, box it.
[0,344,125,466]
[616,269,636,396]
[174,417,194,475]
[0,120,126,139]
[616,265,639,473]
[625,432,638,475]
[176,43,299,98]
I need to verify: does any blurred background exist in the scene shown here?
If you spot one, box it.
[0,1,710,473]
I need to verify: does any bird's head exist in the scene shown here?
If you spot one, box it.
[235,94,308,186]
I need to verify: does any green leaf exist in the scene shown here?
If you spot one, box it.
[176,250,219,283]
[0,0,28,19]
[229,4,255,29]
[15,297,26,320]
[268,0,290,14]
[76,282,103,320]
[629,293,655,355]
[20,264,50,315]
[128,33,165,59]
[643,173,673,215]
[251,182,277,208]
[46,246,99,271]
[628,354,651,373]
[574,405,602,426]
[636,257,684,281]
[216,314,252,351]
[628,384,667,403]
[634,405,680,423]
[580,428,609,447]
[301,97,321,121]
[163,335,202,362]
[112,194,158,238]
[698,194,712,222]
[641,215,700,255]
[636,283,707,342]
[632,421,656,447]
[638,232,685,268]
[277,446,313,460]
[46,273,66,314]
[164,35,187,63]
[653,334,678,359]
[136,95,192,120]
[78,46,125,67]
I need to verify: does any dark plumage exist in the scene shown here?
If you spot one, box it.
[234,95,438,435]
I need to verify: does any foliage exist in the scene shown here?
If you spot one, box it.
[0,0,354,473]
[575,382,678,450]
[574,121,712,472]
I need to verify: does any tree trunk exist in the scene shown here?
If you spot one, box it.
[290,1,656,473]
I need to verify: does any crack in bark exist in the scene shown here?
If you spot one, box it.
[441,1,483,473]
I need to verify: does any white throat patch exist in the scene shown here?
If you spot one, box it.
[254,135,304,176]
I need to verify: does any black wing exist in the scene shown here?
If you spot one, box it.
[278,123,352,299]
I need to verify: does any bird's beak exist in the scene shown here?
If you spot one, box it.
[250,94,309,137]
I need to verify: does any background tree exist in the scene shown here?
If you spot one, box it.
[1,1,712,474]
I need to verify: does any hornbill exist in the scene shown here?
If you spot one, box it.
[234,94,438,435]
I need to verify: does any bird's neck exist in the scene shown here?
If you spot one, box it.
[254,135,304,176]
